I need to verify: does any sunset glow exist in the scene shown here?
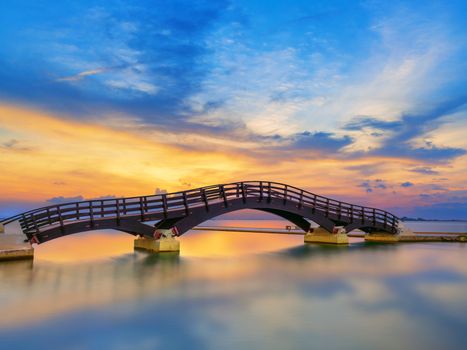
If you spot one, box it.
[0,0,466,219]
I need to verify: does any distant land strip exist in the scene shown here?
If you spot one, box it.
[193,226,467,242]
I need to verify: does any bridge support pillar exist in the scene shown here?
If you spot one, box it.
[134,236,180,253]
[304,227,349,245]
[0,221,34,261]
[364,233,400,242]
[365,221,414,243]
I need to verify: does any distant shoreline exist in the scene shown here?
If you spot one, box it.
[400,217,467,222]
[210,218,467,222]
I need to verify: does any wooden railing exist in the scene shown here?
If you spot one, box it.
[1,181,399,235]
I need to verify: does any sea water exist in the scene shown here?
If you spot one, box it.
[0,220,466,349]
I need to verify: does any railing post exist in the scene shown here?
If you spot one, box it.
[201,188,209,211]
[350,205,354,223]
[236,183,240,197]
[241,183,246,203]
[139,197,144,221]
[46,208,52,225]
[384,212,387,229]
[21,214,29,233]
[76,203,80,220]
[89,202,94,228]
[373,208,376,226]
[183,192,189,215]
[116,199,121,225]
[57,207,65,233]
[101,200,104,218]
[162,194,168,218]
[267,182,272,203]
[259,181,263,201]
[220,185,228,207]
[32,214,40,235]
[298,190,303,209]
[312,194,317,213]
[283,185,287,205]
[338,202,342,220]
[325,198,329,217]
[123,198,127,215]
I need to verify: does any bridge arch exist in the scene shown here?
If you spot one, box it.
[153,200,337,236]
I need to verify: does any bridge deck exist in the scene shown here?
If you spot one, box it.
[1,181,399,243]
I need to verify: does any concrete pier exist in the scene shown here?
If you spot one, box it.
[0,221,34,261]
[134,228,180,253]
[364,233,400,242]
[365,221,414,243]
[134,234,180,253]
[304,227,349,245]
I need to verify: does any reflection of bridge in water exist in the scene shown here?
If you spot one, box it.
[0,181,411,259]
[0,241,407,328]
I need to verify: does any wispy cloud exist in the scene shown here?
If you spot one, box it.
[289,131,353,152]
[0,139,32,151]
[343,117,402,131]
[56,68,108,82]
[2,139,19,148]
[409,167,439,175]
[105,78,158,95]
[46,195,84,204]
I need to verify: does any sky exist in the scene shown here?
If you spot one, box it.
[0,0,466,219]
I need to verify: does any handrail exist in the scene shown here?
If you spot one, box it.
[1,181,400,235]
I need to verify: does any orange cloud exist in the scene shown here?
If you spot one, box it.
[1,103,465,212]
[0,104,249,201]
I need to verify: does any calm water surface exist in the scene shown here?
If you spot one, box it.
[0,220,466,349]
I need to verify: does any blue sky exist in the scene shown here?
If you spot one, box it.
[0,0,466,219]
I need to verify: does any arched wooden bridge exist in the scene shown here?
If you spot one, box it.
[1,181,400,244]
